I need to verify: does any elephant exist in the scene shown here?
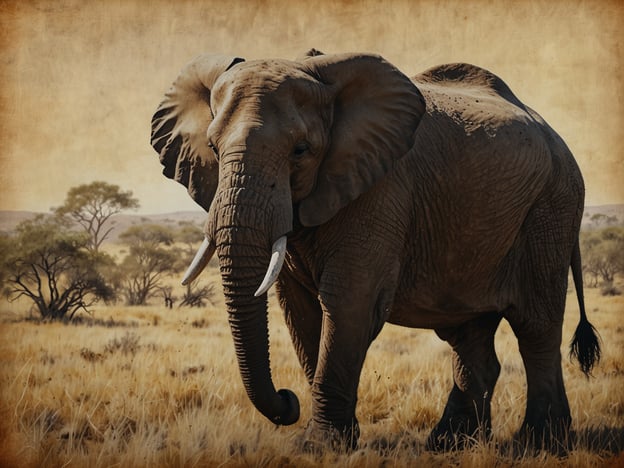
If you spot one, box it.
[150,49,601,450]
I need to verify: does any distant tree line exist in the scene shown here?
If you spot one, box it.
[1,183,621,321]
[0,182,215,321]
[587,212,620,229]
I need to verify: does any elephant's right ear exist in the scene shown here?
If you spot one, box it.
[150,54,244,211]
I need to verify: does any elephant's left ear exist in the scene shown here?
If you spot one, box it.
[150,54,245,211]
[298,53,425,226]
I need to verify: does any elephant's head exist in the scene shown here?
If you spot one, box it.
[150,51,425,426]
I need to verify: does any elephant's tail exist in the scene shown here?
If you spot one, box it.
[569,238,601,377]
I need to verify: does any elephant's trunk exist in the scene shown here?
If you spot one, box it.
[210,170,298,426]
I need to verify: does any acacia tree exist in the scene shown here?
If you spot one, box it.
[55,181,139,253]
[118,224,179,305]
[1,215,114,320]
[582,227,624,287]
[176,221,204,257]
[590,213,619,228]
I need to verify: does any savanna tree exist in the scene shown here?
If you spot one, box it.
[1,215,114,320]
[590,213,619,228]
[176,221,205,258]
[582,227,624,287]
[55,181,139,252]
[118,224,180,305]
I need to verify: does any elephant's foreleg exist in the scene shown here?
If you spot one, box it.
[428,312,502,451]
[305,309,367,451]
[276,271,323,386]
[303,276,391,451]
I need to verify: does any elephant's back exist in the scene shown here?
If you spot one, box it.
[411,63,536,136]
[413,63,523,108]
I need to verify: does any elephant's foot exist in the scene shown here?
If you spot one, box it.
[511,394,572,454]
[426,385,493,451]
[298,418,360,453]
[513,415,572,455]
[426,413,491,452]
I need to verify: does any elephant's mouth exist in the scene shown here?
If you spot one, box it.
[181,234,287,296]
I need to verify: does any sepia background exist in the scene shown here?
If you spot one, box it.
[1,2,623,466]
[0,0,622,215]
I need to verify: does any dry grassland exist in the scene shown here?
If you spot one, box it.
[1,268,623,467]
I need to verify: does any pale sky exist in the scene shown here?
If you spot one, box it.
[1,0,622,214]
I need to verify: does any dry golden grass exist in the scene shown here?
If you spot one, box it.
[1,271,623,467]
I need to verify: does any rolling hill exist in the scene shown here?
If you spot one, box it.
[0,210,206,244]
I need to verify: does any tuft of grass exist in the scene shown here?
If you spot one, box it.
[103,332,141,356]
[80,347,106,363]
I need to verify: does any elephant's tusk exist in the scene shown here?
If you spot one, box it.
[254,236,287,297]
[182,237,216,285]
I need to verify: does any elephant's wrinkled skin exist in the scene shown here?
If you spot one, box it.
[150,50,600,450]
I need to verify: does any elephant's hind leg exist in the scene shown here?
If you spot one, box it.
[427,312,502,451]
[507,199,578,452]
[508,316,571,451]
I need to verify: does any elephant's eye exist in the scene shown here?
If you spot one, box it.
[208,141,219,160]
[293,141,309,159]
